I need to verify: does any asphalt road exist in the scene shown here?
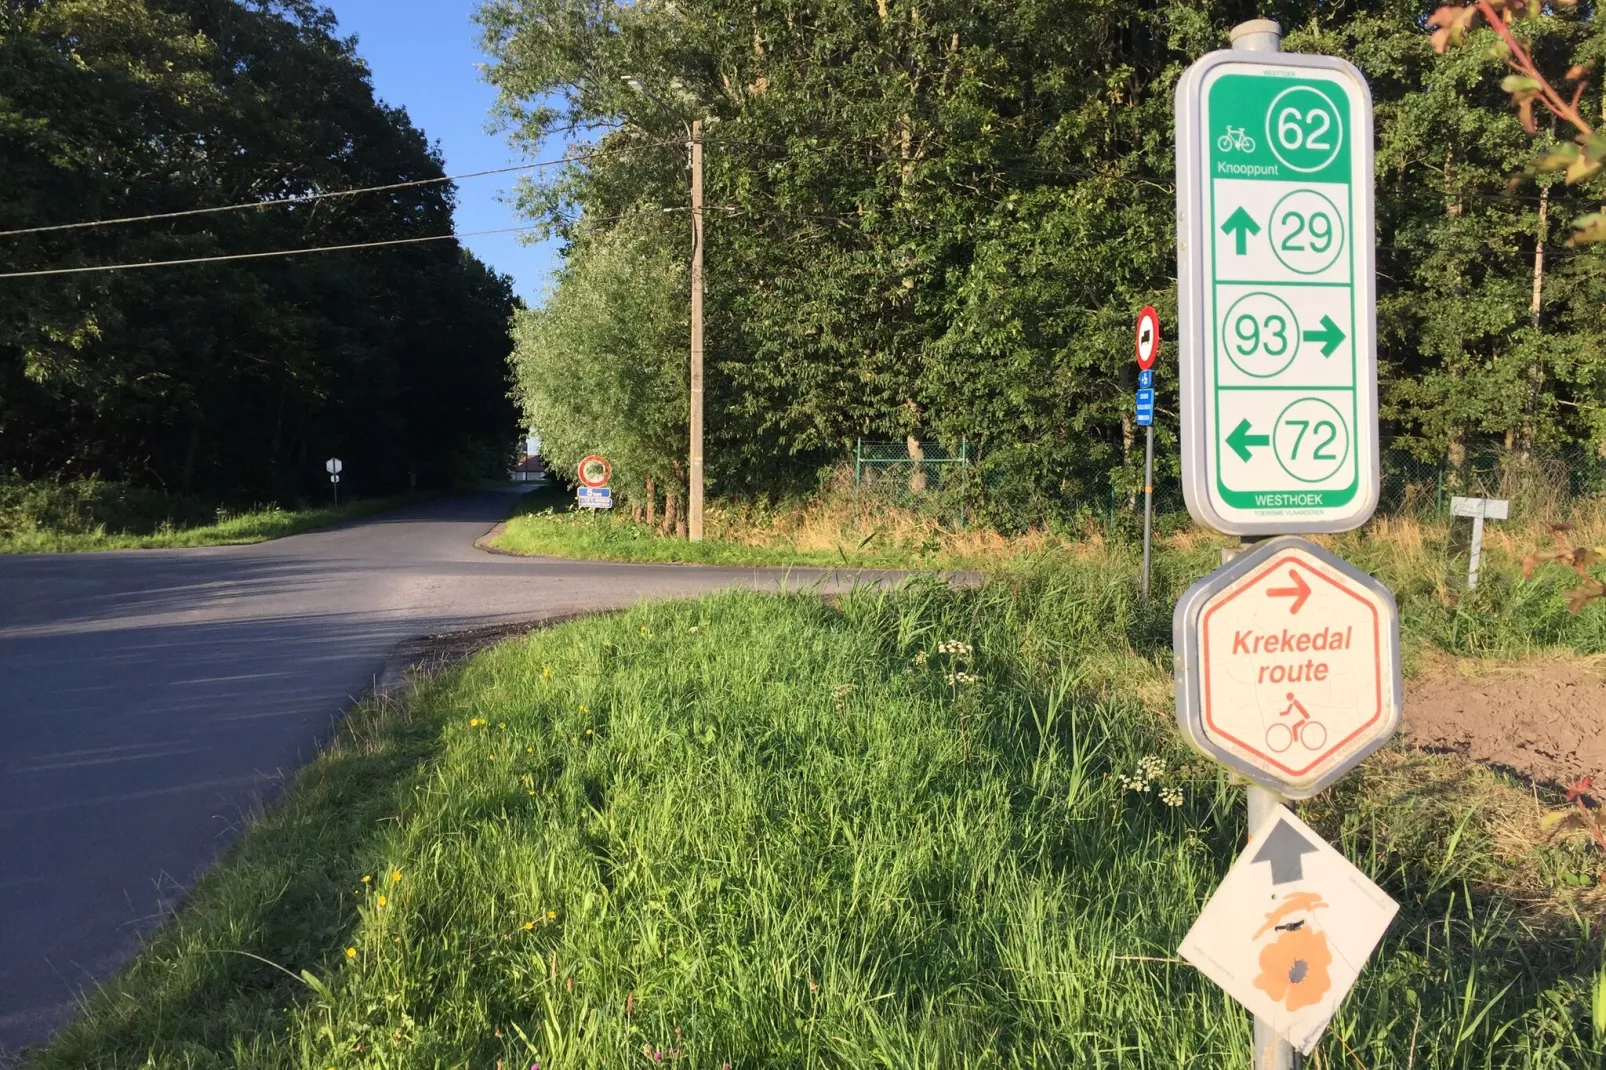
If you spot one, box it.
[0,489,901,1054]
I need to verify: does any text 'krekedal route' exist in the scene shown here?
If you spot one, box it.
[1230,625,1354,684]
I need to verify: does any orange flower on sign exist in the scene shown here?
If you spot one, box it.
[1251,891,1333,1012]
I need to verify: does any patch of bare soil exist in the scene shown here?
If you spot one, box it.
[1404,657,1606,789]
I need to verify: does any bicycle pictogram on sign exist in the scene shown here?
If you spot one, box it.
[1217,126,1256,153]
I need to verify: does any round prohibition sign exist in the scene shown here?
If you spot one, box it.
[576,455,612,488]
[1266,85,1344,174]
[1135,306,1161,370]
[1273,397,1350,483]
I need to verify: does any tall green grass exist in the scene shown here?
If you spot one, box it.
[490,487,921,568]
[0,485,416,553]
[36,557,1602,1067]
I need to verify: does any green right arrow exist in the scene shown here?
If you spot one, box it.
[1220,207,1260,256]
[1225,418,1270,462]
[1302,314,1346,358]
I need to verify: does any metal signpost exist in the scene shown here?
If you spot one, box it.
[1450,495,1509,589]
[325,457,343,506]
[1176,19,1379,536]
[1172,22,1403,1068]
[1136,306,1161,597]
[576,455,613,512]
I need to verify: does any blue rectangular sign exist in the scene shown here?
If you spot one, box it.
[1135,388,1155,427]
[577,486,613,510]
[1138,369,1154,389]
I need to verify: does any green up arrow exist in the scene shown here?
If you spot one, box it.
[1225,418,1270,462]
[1220,207,1260,256]
[1302,315,1346,358]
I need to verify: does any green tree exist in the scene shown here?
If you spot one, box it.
[510,211,690,522]
[0,0,519,499]
[478,0,1606,518]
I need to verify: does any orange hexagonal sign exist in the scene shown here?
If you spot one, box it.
[1175,536,1401,797]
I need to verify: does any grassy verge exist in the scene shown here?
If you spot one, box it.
[490,487,923,568]
[36,557,1605,1067]
[0,496,417,553]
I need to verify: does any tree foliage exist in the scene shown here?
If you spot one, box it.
[1,0,520,500]
[480,0,1606,518]
[511,211,689,512]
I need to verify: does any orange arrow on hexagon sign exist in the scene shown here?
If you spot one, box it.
[1266,569,1311,614]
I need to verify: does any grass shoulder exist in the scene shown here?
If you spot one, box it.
[36,554,1604,1067]
[490,485,940,568]
[0,495,420,553]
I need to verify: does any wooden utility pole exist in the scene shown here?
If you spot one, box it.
[688,120,705,542]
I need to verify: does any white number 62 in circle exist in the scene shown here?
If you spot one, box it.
[1265,86,1343,173]
[1277,106,1332,151]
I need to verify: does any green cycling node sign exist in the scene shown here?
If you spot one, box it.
[1176,51,1379,535]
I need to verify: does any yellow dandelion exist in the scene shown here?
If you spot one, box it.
[498,722,506,729]
[527,747,534,754]
[345,947,356,959]
[547,910,557,921]
[361,874,372,884]
[522,921,535,931]
[578,704,589,714]
[489,753,496,761]
[376,895,387,908]
[584,729,593,736]
[391,870,402,882]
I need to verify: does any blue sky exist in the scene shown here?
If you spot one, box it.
[328,0,562,303]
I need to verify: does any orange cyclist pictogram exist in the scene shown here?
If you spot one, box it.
[1251,891,1333,1012]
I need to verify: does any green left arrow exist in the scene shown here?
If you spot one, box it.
[1225,418,1270,462]
[1303,315,1346,357]
[1220,207,1260,255]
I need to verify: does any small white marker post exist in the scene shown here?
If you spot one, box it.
[1450,496,1509,589]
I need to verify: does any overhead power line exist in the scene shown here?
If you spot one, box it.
[0,224,543,279]
[0,137,678,241]
[0,206,695,280]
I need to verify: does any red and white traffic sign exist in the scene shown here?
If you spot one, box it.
[1174,536,1401,797]
[1135,305,1161,370]
[576,455,611,488]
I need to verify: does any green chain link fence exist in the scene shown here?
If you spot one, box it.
[849,439,1606,532]
[851,439,976,524]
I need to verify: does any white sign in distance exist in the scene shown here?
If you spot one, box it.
[1449,496,1509,520]
[1174,536,1401,798]
[1180,805,1398,1054]
[1175,48,1379,535]
[325,457,343,475]
[1449,496,1509,589]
